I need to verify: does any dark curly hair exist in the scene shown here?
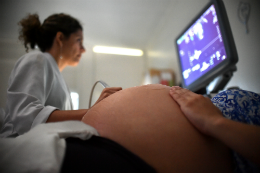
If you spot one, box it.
[18,13,82,52]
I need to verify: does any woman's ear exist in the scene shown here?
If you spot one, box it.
[55,32,64,47]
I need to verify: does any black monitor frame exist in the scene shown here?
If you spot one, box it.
[175,0,238,94]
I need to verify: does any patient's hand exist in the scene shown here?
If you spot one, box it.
[93,87,122,107]
[169,86,224,135]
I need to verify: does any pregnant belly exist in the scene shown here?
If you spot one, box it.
[82,84,232,172]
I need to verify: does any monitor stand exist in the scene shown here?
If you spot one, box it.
[194,66,237,96]
[209,66,237,93]
[194,87,207,95]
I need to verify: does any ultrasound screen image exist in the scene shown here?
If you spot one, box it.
[177,5,227,86]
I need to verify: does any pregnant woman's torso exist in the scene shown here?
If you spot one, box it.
[82,84,233,172]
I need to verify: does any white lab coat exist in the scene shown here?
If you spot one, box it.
[0,50,72,137]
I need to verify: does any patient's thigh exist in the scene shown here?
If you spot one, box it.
[82,84,232,173]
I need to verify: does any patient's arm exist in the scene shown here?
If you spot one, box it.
[169,86,260,166]
[82,84,233,173]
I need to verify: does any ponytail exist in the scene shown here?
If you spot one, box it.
[18,14,41,52]
[18,13,82,52]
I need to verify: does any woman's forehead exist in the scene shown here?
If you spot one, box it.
[70,30,83,38]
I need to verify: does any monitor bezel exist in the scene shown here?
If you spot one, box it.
[175,0,238,92]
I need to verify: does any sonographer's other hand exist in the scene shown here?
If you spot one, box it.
[169,86,224,135]
[94,87,122,106]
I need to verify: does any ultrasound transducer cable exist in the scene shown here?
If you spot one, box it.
[88,80,110,108]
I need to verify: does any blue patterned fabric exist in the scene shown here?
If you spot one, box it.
[211,89,260,173]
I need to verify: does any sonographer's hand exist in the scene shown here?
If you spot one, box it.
[93,87,122,107]
[169,86,224,135]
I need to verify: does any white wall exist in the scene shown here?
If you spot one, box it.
[146,0,260,93]
[1,0,259,110]
[0,0,147,109]
[61,45,95,109]
[62,47,145,109]
[0,41,145,109]
[223,0,260,93]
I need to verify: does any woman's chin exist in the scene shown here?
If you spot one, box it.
[71,57,81,65]
[69,61,80,67]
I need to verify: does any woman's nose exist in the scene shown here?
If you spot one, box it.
[81,45,86,53]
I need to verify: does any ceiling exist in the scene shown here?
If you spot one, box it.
[0,0,179,51]
[0,0,221,53]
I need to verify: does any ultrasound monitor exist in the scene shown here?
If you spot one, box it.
[175,0,238,94]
